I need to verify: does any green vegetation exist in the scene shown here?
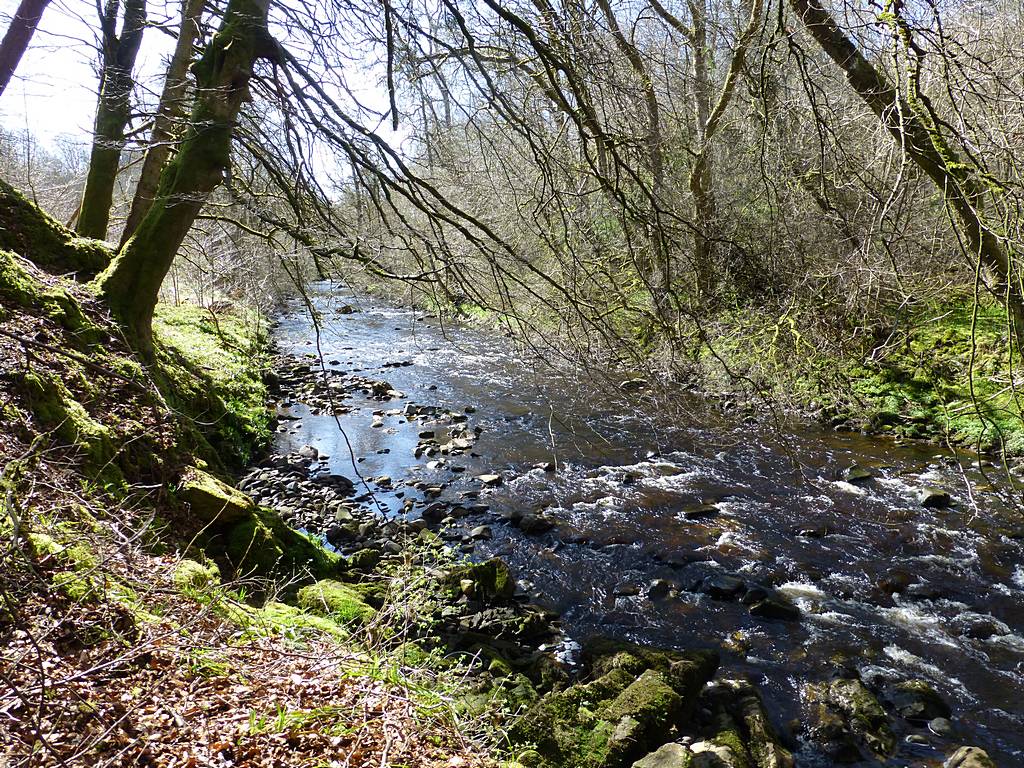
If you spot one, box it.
[698,296,1024,454]
[297,579,376,624]
[154,302,271,467]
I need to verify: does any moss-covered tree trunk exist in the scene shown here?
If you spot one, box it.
[77,0,147,241]
[0,0,51,97]
[119,0,206,248]
[95,0,274,354]
[788,0,1024,351]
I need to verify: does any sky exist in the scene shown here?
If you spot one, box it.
[0,0,185,148]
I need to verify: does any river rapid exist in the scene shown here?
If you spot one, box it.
[264,284,1024,767]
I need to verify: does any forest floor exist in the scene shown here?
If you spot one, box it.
[0,255,499,767]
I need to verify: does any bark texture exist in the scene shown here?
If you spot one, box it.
[120,0,207,248]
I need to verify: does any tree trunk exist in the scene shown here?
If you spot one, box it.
[95,0,275,354]
[120,0,206,248]
[788,0,1024,350]
[686,0,716,300]
[595,0,672,320]
[77,0,147,241]
[0,0,51,97]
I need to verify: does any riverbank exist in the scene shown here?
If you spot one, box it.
[0,249,502,764]
[367,281,1024,460]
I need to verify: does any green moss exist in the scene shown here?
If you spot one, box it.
[173,558,221,591]
[177,465,255,525]
[511,646,718,768]
[20,371,116,470]
[153,302,270,468]
[0,181,111,278]
[296,579,375,624]
[600,670,681,724]
[224,507,341,578]
[447,558,516,603]
[826,678,896,758]
[698,296,1024,455]
[237,600,350,641]
[26,532,64,558]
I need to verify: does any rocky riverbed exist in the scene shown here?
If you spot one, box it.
[240,287,1024,767]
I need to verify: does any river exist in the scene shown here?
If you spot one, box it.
[266,283,1024,766]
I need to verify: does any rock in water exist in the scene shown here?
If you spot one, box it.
[478,473,503,486]
[944,746,996,768]
[843,464,873,484]
[887,679,951,723]
[917,486,952,508]
[470,525,493,540]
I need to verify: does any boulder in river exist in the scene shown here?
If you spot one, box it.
[843,464,873,484]
[944,746,996,768]
[917,486,952,508]
[478,473,503,487]
[806,677,895,762]
[886,679,951,723]
[681,503,719,521]
[699,574,746,600]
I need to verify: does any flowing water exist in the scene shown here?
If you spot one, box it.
[269,284,1024,766]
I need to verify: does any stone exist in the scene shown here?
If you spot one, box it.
[700,575,746,600]
[648,579,676,600]
[929,717,955,737]
[745,593,798,626]
[843,464,873,484]
[447,558,516,603]
[296,580,375,624]
[518,513,555,535]
[812,678,896,759]
[631,743,692,768]
[917,487,952,508]
[681,504,718,521]
[888,679,951,723]
[178,466,255,526]
[478,473,503,486]
[470,525,493,540]
[944,746,996,768]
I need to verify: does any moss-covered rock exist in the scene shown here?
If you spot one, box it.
[223,507,341,578]
[944,746,996,768]
[235,600,349,640]
[296,579,375,624]
[511,642,719,768]
[173,558,221,591]
[447,558,516,603]
[702,678,793,768]
[631,743,693,768]
[0,181,111,279]
[178,466,256,525]
[806,678,895,762]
